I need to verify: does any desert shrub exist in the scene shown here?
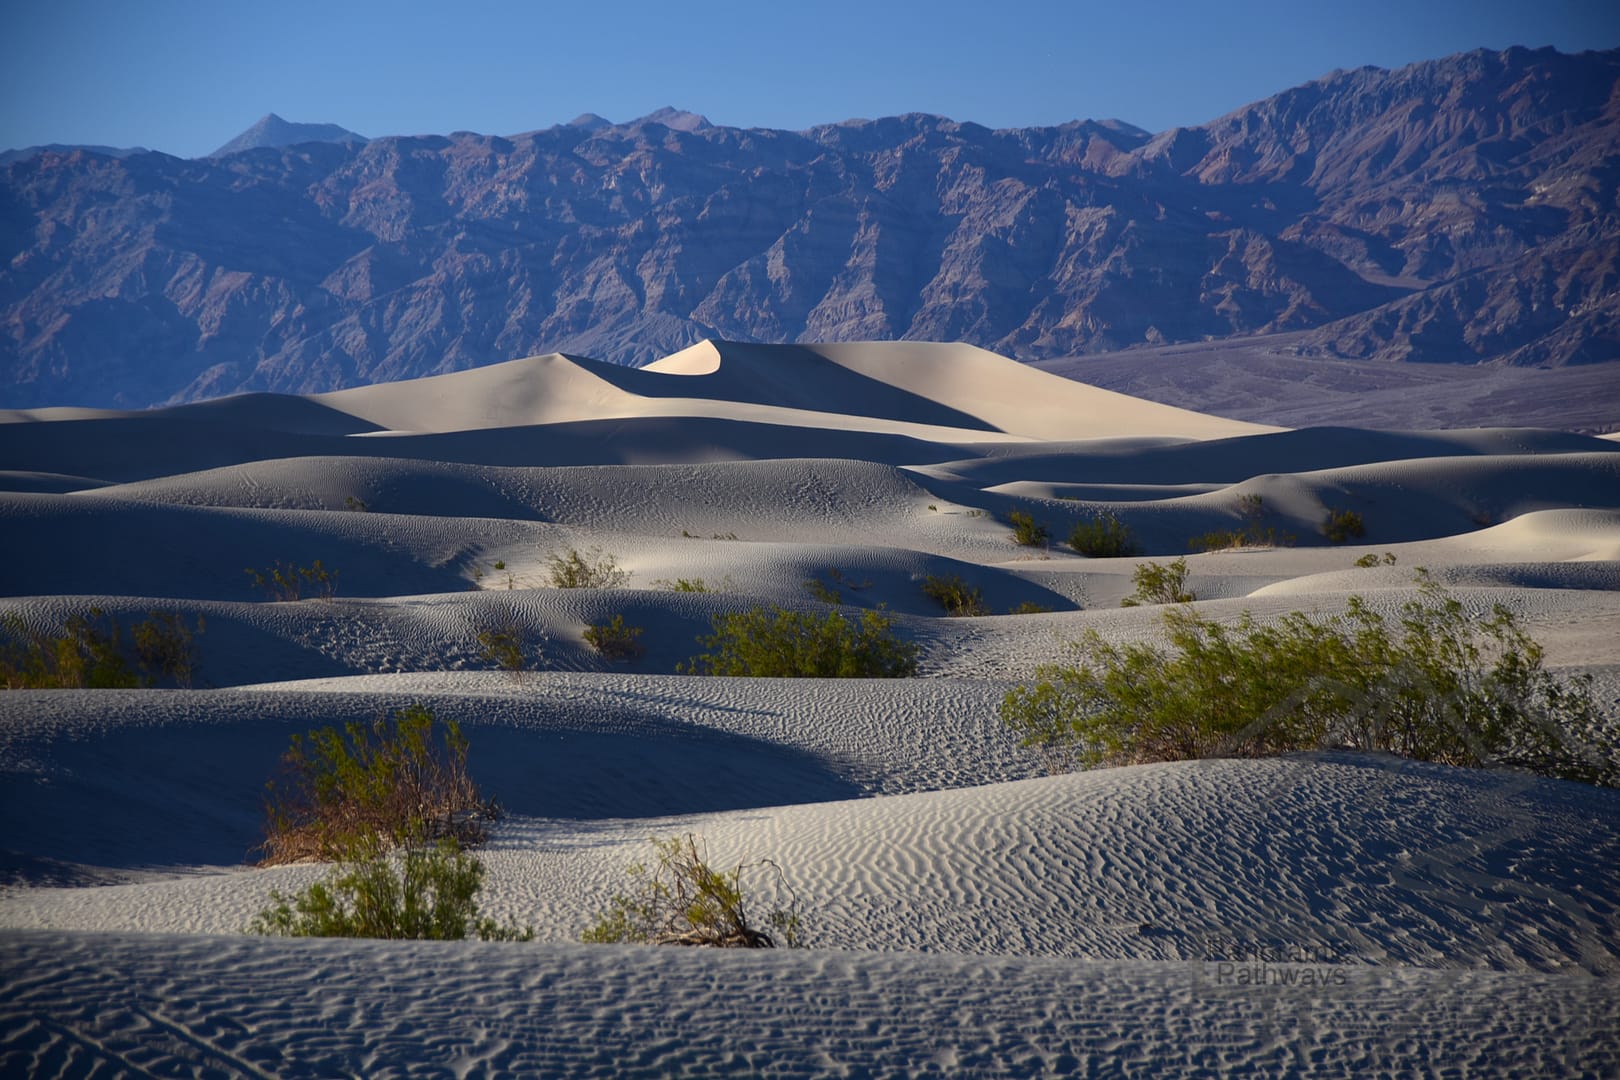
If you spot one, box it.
[246,559,338,601]
[664,578,711,593]
[250,837,531,942]
[476,559,518,590]
[1323,507,1366,544]
[343,495,369,513]
[1008,509,1048,547]
[1354,552,1398,569]
[583,834,802,948]
[1188,526,1297,552]
[546,547,628,589]
[128,611,204,687]
[921,573,988,617]
[1,609,202,690]
[803,567,872,606]
[1189,494,1297,552]
[1011,601,1054,615]
[260,704,493,865]
[474,615,531,676]
[1121,557,1196,607]
[1069,513,1137,557]
[584,615,645,661]
[803,577,842,604]
[1001,573,1616,786]
[684,606,918,678]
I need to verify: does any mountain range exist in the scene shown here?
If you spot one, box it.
[3,45,1617,409]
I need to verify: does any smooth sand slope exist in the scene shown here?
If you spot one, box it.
[3,340,1618,1076]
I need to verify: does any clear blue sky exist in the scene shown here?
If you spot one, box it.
[3,0,1617,158]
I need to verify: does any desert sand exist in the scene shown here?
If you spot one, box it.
[2,340,1617,1076]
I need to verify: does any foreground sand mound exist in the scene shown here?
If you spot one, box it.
[5,930,1613,1078]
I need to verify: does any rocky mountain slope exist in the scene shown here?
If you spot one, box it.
[3,45,1616,408]
[207,113,367,158]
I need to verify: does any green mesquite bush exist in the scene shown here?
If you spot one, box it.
[1003,573,1616,786]
[684,606,918,678]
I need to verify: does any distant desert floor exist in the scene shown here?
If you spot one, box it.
[3,340,1618,1076]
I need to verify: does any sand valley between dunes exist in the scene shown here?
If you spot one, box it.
[2,340,1618,1076]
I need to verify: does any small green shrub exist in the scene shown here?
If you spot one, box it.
[584,615,645,661]
[250,838,531,942]
[246,559,338,601]
[474,615,531,676]
[1069,513,1137,557]
[1189,495,1296,552]
[1011,601,1054,615]
[343,495,369,513]
[1353,552,1397,569]
[1189,526,1297,552]
[129,611,204,687]
[260,704,492,865]
[546,547,628,589]
[1009,509,1048,547]
[1002,573,1616,786]
[1121,558,1196,607]
[1,609,202,690]
[583,834,802,948]
[1323,507,1366,544]
[476,560,517,590]
[684,607,918,678]
[803,578,842,605]
[921,574,988,617]
[663,578,711,593]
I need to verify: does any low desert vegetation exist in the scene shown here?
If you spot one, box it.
[803,577,843,605]
[342,495,369,513]
[246,559,339,601]
[1011,601,1054,615]
[252,706,523,943]
[1355,552,1399,568]
[546,547,628,589]
[259,704,494,865]
[1068,512,1138,557]
[1008,509,1048,547]
[250,837,532,942]
[1322,507,1367,543]
[584,614,645,661]
[583,833,803,948]
[1,609,203,689]
[803,567,872,606]
[921,573,988,617]
[1002,573,1616,787]
[1188,494,1294,552]
[1121,558,1196,607]
[474,614,533,677]
[659,577,713,593]
[684,606,918,678]
[473,559,518,590]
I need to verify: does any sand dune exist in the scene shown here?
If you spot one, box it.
[2,340,1617,1075]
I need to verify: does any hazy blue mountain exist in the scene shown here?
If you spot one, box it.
[3,47,1616,408]
[208,113,367,157]
[0,143,149,165]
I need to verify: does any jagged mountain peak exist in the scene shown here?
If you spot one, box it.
[632,107,713,132]
[208,113,367,158]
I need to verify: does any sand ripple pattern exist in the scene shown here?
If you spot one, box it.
[3,930,1615,1079]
